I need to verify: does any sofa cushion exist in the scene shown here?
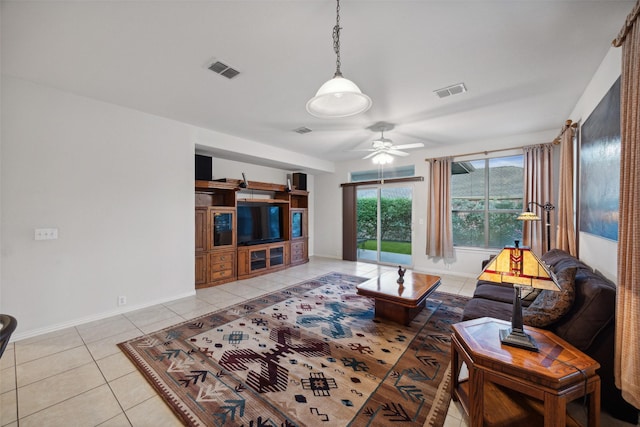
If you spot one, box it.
[551,269,616,351]
[462,297,514,322]
[523,267,577,327]
[473,282,536,307]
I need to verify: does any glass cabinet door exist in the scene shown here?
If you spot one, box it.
[270,246,284,267]
[292,211,302,238]
[211,210,234,248]
[250,249,267,271]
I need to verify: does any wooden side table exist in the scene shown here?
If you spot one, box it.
[451,317,601,427]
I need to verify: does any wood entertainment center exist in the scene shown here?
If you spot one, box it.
[195,178,309,288]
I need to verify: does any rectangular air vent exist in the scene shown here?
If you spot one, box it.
[294,127,312,134]
[208,61,240,79]
[434,82,467,98]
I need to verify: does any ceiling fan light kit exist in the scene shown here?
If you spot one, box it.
[306,0,372,119]
[372,152,394,165]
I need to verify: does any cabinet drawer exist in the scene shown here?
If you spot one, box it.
[210,261,233,272]
[210,253,235,263]
[209,268,234,281]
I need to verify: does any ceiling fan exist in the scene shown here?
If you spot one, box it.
[353,123,425,164]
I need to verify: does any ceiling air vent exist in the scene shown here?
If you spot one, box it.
[208,61,240,79]
[294,127,312,134]
[434,82,467,98]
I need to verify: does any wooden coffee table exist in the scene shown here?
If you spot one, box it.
[356,270,441,325]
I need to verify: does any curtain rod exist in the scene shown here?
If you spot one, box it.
[552,119,578,145]
[425,119,577,162]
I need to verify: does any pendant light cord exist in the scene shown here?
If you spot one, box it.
[333,0,342,77]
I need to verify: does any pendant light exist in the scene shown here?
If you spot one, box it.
[306,0,372,118]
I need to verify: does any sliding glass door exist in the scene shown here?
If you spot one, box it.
[356,185,413,266]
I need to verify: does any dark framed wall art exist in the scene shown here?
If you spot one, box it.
[579,77,621,242]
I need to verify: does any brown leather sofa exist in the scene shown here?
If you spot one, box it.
[462,249,638,423]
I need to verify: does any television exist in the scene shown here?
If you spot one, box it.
[237,203,283,246]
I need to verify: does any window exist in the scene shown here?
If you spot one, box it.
[451,155,524,248]
[351,165,415,182]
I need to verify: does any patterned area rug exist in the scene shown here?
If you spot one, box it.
[119,272,468,426]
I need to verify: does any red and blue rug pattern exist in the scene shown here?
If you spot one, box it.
[118,272,468,426]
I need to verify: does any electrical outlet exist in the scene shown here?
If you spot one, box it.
[35,228,59,240]
[118,296,127,306]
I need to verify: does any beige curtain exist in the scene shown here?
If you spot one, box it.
[522,144,555,255]
[426,158,454,260]
[556,124,577,256]
[613,0,640,410]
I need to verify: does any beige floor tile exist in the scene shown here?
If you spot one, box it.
[17,362,105,418]
[223,282,269,298]
[1,366,16,394]
[443,414,463,427]
[14,328,84,365]
[197,289,245,307]
[447,399,463,420]
[97,413,132,427]
[18,384,122,427]
[76,315,138,344]
[137,314,186,335]
[179,305,221,321]
[0,345,15,370]
[0,389,18,425]
[86,329,144,361]
[125,305,179,329]
[109,370,156,410]
[16,345,94,388]
[438,282,465,295]
[126,395,184,427]
[96,351,136,382]
[163,296,216,318]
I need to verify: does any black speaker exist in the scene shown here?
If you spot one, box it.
[293,172,307,191]
[195,154,212,181]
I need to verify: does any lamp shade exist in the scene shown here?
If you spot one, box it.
[478,244,559,291]
[306,75,372,118]
[517,211,541,221]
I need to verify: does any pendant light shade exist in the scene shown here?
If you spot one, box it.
[306,75,372,118]
[306,0,372,118]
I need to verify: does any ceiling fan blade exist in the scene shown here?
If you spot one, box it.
[363,151,379,160]
[392,142,425,150]
[388,149,410,157]
[349,148,376,152]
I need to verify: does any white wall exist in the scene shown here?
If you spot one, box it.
[569,47,621,280]
[1,77,196,338]
[0,77,319,339]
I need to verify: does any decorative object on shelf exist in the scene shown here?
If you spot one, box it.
[397,265,406,284]
[286,178,292,192]
[518,201,555,252]
[240,172,248,188]
[306,0,371,118]
[477,240,559,351]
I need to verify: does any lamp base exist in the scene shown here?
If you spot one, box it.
[499,327,539,352]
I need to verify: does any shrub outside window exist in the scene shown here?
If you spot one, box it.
[451,155,524,248]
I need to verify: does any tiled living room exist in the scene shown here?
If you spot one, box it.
[2,1,640,426]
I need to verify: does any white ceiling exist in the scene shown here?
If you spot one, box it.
[1,1,633,171]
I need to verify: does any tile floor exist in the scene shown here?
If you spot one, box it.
[1,257,637,427]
